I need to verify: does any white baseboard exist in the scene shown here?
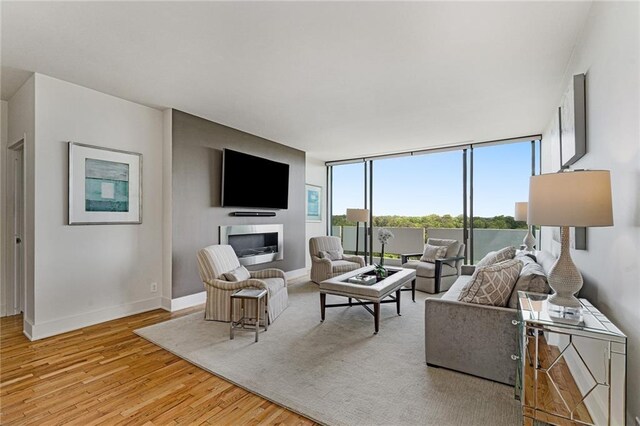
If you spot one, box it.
[168,291,206,312]
[286,268,308,280]
[160,296,172,311]
[27,297,162,341]
[23,317,34,340]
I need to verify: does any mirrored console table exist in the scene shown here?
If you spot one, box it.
[515,291,627,426]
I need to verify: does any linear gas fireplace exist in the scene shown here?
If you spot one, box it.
[219,224,284,266]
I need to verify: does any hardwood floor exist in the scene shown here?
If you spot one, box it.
[0,309,317,425]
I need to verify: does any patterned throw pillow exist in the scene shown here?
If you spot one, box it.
[223,265,251,282]
[476,246,516,268]
[319,250,342,261]
[420,244,448,263]
[457,259,522,306]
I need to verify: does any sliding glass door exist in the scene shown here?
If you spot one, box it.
[328,138,539,266]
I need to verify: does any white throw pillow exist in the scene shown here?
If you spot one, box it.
[457,259,522,306]
[420,244,448,263]
[223,265,251,282]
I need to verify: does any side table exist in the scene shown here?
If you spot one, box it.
[515,291,627,426]
[230,288,268,342]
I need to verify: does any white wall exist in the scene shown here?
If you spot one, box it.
[30,74,165,339]
[6,76,36,331]
[305,157,327,269]
[540,3,639,423]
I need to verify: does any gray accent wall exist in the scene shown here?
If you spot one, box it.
[172,110,306,298]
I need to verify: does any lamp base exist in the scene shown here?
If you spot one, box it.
[522,227,537,252]
[546,301,584,325]
[547,226,583,309]
[548,293,582,309]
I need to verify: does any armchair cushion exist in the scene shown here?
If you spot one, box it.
[420,244,448,263]
[331,260,361,274]
[223,265,251,282]
[403,260,457,278]
[319,249,343,261]
[458,259,522,306]
[427,238,462,266]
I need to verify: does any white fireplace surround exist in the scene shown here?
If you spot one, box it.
[219,224,284,266]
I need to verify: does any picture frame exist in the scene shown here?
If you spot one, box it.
[560,73,586,168]
[550,226,586,250]
[305,184,322,222]
[69,142,142,225]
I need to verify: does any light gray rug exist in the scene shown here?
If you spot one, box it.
[135,279,521,426]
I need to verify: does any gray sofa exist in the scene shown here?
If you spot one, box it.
[424,250,555,385]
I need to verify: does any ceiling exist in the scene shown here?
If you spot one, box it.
[1,1,592,161]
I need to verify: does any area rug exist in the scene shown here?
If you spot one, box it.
[135,279,521,426]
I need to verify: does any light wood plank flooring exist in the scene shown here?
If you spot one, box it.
[0,309,317,425]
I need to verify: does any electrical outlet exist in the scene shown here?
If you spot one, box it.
[150,282,158,293]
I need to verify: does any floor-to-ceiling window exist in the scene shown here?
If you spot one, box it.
[329,162,366,254]
[328,137,539,265]
[470,141,534,263]
[370,151,464,265]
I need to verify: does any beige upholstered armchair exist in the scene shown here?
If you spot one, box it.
[196,245,288,324]
[401,238,465,294]
[309,236,365,284]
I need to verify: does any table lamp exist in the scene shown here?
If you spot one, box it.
[346,208,369,261]
[514,201,536,252]
[528,170,613,308]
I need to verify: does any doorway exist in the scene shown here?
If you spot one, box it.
[5,139,25,316]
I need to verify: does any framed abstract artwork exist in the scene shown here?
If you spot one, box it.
[560,73,586,168]
[69,142,142,225]
[305,184,322,222]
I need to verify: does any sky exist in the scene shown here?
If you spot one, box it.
[332,141,539,218]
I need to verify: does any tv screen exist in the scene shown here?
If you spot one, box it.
[222,149,289,209]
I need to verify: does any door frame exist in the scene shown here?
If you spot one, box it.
[4,137,26,317]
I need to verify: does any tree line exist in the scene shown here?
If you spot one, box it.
[332,214,527,229]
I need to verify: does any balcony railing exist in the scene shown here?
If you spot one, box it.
[332,226,528,264]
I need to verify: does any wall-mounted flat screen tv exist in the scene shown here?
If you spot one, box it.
[222,149,289,209]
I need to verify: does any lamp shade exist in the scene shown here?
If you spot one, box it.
[528,170,613,227]
[346,208,369,223]
[514,202,528,222]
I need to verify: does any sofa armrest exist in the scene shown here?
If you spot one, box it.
[425,298,518,385]
[251,268,287,286]
[461,265,476,275]
[204,278,268,292]
[342,255,365,267]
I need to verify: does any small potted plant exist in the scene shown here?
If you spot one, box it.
[373,263,387,280]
